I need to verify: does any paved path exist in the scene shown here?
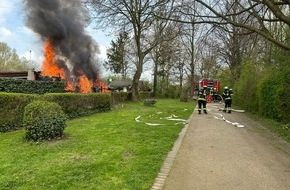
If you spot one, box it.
[151,103,290,190]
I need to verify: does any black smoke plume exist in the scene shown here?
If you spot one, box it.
[23,0,100,81]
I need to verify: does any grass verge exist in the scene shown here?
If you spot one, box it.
[246,113,290,143]
[0,99,195,190]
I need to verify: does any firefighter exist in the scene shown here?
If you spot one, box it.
[213,87,218,102]
[197,85,208,114]
[210,87,214,96]
[222,86,233,113]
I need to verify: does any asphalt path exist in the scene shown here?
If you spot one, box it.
[152,102,290,190]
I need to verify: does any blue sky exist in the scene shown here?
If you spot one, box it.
[0,0,112,70]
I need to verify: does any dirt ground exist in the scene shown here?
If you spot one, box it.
[160,102,290,190]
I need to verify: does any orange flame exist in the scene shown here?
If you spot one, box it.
[65,81,74,92]
[42,38,65,78]
[96,80,110,93]
[42,37,109,93]
[78,75,92,93]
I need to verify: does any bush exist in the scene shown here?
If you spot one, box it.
[258,65,290,123]
[23,100,67,141]
[234,61,262,112]
[144,99,156,106]
[180,88,189,102]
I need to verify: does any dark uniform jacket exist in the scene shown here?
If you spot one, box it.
[222,89,233,100]
[198,89,207,101]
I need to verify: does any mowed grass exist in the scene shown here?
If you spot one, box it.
[0,99,195,190]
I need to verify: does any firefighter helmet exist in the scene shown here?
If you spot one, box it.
[224,86,229,90]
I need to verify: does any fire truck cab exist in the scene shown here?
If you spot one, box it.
[198,78,221,103]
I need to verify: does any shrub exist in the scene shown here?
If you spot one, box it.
[0,93,38,132]
[144,99,156,106]
[179,88,189,102]
[110,92,130,107]
[139,92,152,100]
[234,61,262,112]
[257,65,290,123]
[23,100,67,141]
[43,93,111,118]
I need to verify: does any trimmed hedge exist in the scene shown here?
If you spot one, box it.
[0,78,65,94]
[110,92,130,107]
[42,93,111,118]
[0,93,38,132]
[23,100,67,141]
[0,91,141,133]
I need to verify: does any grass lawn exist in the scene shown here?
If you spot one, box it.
[0,99,195,190]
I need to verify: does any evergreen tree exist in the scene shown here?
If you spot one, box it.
[104,32,130,79]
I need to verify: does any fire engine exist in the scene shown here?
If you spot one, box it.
[198,78,221,103]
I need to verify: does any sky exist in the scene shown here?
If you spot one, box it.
[0,0,153,81]
[0,0,112,72]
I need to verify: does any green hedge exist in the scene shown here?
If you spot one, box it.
[257,66,290,123]
[0,92,111,132]
[110,92,130,107]
[139,92,153,100]
[234,61,261,113]
[234,60,290,124]
[110,92,153,107]
[0,78,65,94]
[42,93,111,118]
[0,93,38,132]
[24,100,67,141]
[0,91,138,133]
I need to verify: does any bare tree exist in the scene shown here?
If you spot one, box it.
[86,0,174,100]
[173,0,210,96]
[150,20,182,97]
[192,0,290,50]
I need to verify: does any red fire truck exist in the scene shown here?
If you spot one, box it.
[198,78,221,102]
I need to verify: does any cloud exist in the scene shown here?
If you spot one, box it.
[0,1,14,17]
[0,27,13,40]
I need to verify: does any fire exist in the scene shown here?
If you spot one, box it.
[78,75,92,93]
[65,81,74,92]
[42,38,65,78]
[97,80,110,93]
[41,37,110,93]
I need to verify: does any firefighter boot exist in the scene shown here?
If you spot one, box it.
[204,110,207,114]
[198,110,201,114]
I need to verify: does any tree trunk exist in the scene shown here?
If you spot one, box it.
[131,57,144,101]
[152,61,158,97]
